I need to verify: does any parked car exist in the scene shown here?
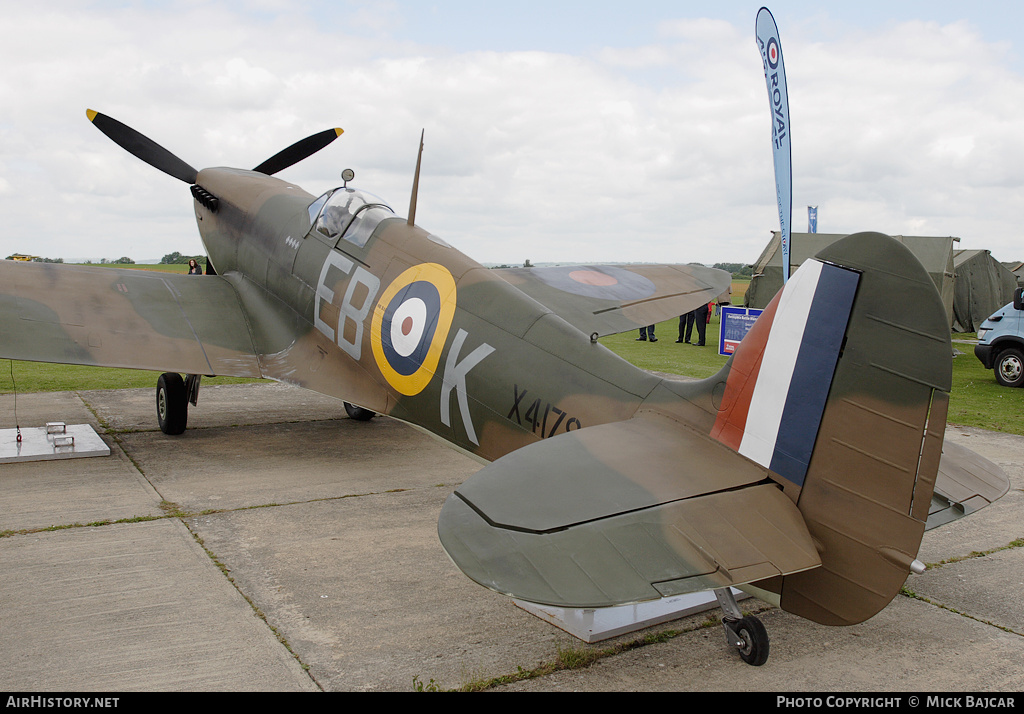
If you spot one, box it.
[975,287,1024,387]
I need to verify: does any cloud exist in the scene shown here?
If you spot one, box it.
[1,5,1022,267]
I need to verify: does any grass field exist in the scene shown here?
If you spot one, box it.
[1,268,1018,435]
[1,317,1018,434]
[602,318,1024,436]
[0,361,264,393]
[72,262,193,274]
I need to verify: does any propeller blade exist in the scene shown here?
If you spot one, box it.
[86,109,198,184]
[252,128,343,176]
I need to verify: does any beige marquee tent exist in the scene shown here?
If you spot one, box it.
[745,232,957,326]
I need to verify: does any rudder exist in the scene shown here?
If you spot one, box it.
[712,232,951,625]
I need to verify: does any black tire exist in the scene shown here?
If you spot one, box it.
[344,402,376,421]
[157,372,188,435]
[736,616,770,666]
[994,348,1024,388]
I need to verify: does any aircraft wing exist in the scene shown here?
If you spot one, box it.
[494,264,732,337]
[437,412,821,608]
[0,261,263,378]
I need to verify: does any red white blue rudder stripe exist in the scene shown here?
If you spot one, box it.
[712,259,859,487]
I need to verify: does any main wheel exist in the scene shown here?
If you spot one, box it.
[736,616,770,666]
[344,402,376,421]
[157,372,188,435]
[994,348,1024,387]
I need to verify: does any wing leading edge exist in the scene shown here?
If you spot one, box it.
[495,264,732,337]
[0,261,263,378]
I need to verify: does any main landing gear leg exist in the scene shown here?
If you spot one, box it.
[184,373,202,407]
[714,588,770,666]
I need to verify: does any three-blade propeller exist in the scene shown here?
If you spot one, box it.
[86,109,343,183]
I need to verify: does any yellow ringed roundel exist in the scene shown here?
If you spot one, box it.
[370,263,457,396]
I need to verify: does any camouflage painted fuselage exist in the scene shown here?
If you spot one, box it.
[192,168,703,462]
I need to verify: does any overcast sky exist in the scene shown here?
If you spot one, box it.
[1,0,1022,266]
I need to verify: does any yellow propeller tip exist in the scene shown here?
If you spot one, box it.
[335,128,344,136]
[86,109,98,122]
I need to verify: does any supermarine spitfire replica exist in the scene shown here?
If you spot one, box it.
[0,110,1008,666]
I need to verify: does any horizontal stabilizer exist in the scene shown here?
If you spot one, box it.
[929,441,1010,529]
[438,414,820,608]
[495,264,731,337]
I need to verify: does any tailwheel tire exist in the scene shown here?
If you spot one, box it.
[736,615,770,666]
[157,372,188,435]
[344,402,376,421]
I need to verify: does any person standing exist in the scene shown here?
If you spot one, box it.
[689,302,710,346]
[636,324,657,342]
[677,303,710,345]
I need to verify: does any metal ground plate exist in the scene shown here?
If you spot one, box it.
[0,424,110,464]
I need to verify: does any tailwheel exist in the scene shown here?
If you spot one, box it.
[734,615,770,666]
[714,587,770,666]
[344,402,376,421]
[157,372,188,435]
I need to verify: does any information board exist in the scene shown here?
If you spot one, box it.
[719,307,764,356]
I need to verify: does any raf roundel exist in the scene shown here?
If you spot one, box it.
[767,38,780,69]
[371,263,457,396]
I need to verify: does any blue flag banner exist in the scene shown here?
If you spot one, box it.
[808,205,817,233]
[756,7,792,283]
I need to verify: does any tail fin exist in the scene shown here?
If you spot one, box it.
[712,232,951,625]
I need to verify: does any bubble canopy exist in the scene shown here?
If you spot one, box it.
[308,188,395,248]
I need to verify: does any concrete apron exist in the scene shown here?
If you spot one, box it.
[0,384,1021,692]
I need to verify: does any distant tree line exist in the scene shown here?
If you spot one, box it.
[160,252,204,265]
[9,253,751,276]
[713,262,753,278]
[86,257,135,264]
[6,256,138,264]
[481,261,755,277]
